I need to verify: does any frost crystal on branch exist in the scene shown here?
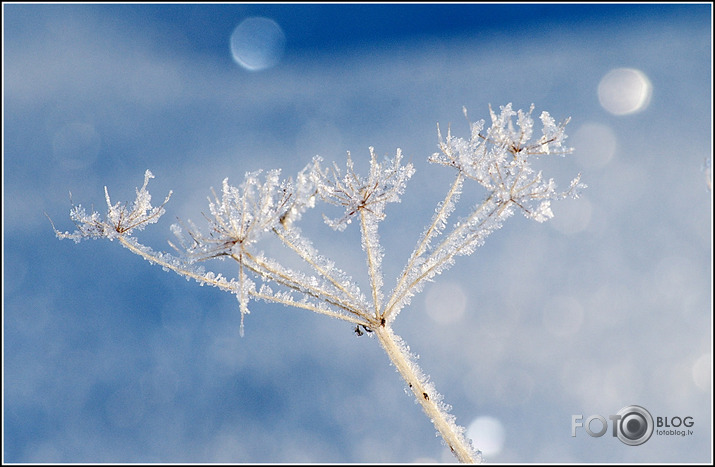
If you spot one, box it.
[313,147,415,230]
[168,164,324,331]
[53,170,172,242]
[54,104,584,464]
[385,103,584,321]
[173,169,290,261]
[171,163,319,262]
[429,103,583,222]
[312,147,415,317]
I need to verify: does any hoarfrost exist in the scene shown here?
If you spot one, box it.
[55,104,583,463]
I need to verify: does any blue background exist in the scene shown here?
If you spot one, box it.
[3,3,712,463]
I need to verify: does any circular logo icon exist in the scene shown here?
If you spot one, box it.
[616,405,654,446]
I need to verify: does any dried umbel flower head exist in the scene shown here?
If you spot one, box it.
[430,103,583,222]
[52,170,172,242]
[53,104,583,463]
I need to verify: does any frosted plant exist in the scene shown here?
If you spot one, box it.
[52,104,584,463]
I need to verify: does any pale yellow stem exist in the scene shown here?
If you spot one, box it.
[360,209,382,318]
[273,227,363,309]
[118,236,235,292]
[374,326,479,464]
[238,250,368,320]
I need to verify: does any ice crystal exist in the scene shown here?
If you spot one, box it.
[52,170,172,242]
[313,147,415,230]
[429,104,582,223]
[55,104,584,464]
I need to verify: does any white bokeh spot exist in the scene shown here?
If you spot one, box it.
[425,281,467,324]
[550,196,592,235]
[598,68,652,115]
[467,416,505,457]
[692,353,711,391]
[573,122,617,169]
[230,17,286,71]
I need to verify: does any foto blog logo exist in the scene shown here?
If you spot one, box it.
[572,405,695,446]
[572,405,654,446]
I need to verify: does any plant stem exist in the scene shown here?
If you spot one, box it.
[374,325,479,464]
[383,173,463,322]
[360,209,383,318]
[118,236,236,292]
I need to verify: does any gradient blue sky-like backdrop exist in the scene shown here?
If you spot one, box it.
[3,3,712,463]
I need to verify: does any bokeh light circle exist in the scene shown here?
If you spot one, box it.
[467,416,506,457]
[572,122,617,169]
[692,353,712,391]
[425,281,467,324]
[598,68,652,115]
[230,17,286,71]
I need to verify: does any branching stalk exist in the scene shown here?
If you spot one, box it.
[272,227,364,309]
[384,194,503,320]
[238,250,367,319]
[383,173,463,321]
[55,104,583,463]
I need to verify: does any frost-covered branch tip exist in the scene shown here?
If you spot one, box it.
[430,103,585,222]
[52,170,172,242]
[384,103,584,322]
[313,147,415,230]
